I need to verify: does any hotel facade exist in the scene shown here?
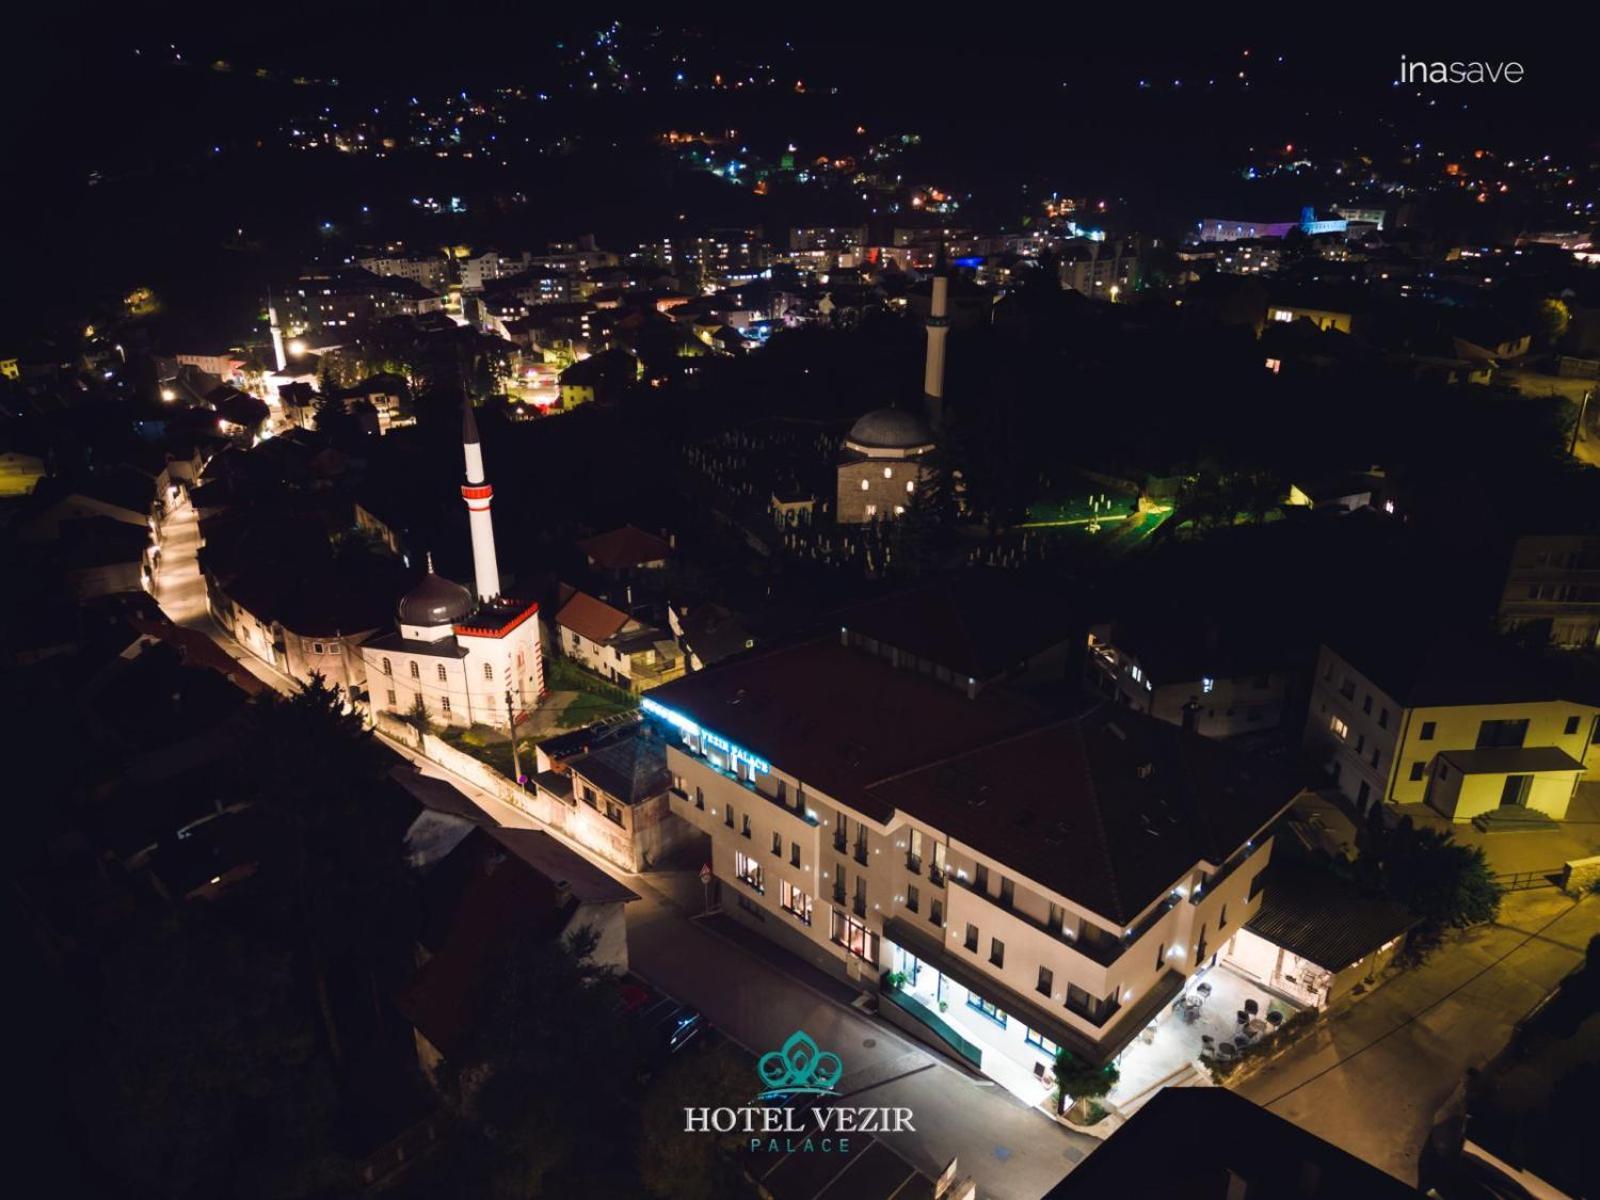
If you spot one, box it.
[641,615,1296,1084]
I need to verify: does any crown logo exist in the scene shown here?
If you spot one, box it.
[757,1030,843,1097]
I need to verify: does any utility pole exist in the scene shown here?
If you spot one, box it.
[505,688,522,785]
[1571,389,1593,457]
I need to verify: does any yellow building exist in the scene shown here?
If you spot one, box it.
[1306,636,1599,823]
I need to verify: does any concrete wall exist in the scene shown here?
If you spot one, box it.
[1427,767,1578,823]
[1561,855,1600,895]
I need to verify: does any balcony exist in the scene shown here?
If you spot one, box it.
[853,843,869,866]
[852,896,867,918]
[906,853,922,875]
[950,871,1166,969]
[833,832,847,853]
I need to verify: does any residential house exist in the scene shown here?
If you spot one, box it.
[1305,629,1600,821]
[551,586,684,693]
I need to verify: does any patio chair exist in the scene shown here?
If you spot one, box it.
[1244,998,1259,1017]
[1236,1009,1249,1025]
[1266,1010,1284,1028]
[1216,1042,1237,1061]
[1195,981,1212,998]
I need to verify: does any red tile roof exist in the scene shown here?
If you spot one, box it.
[554,589,631,644]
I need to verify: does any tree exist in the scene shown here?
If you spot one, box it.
[1347,811,1500,956]
[440,926,633,1197]
[239,674,413,1074]
[638,1045,754,1200]
[1052,1051,1118,1120]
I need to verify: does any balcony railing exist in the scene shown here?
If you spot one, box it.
[852,896,867,918]
[854,843,869,866]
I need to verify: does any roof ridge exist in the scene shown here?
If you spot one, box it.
[862,713,1077,792]
[1074,705,1129,924]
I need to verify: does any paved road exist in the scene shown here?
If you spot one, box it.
[627,877,1097,1200]
[1236,887,1600,1185]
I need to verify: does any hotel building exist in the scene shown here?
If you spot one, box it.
[641,588,1297,1084]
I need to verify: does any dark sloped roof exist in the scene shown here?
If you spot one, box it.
[1245,866,1417,972]
[648,638,1296,925]
[576,524,672,569]
[838,574,1078,683]
[1329,623,1600,708]
[485,826,638,904]
[1041,1087,1422,1199]
[569,728,670,806]
[868,708,1295,925]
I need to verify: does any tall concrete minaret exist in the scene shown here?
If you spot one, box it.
[923,266,950,432]
[267,290,287,373]
[460,399,501,601]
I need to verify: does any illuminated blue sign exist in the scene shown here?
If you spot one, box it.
[642,698,771,774]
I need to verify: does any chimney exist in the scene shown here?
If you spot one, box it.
[1182,697,1201,732]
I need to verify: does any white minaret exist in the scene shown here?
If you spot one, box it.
[267,291,287,373]
[923,269,949,431]
[460,400,501,601]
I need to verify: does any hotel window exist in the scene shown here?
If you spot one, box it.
[966,993,1006,1027]
[990,938,1005,968]
[1329,715,1349,739]
[382,657,392,676]
[1565,716,1581,736]
[695,786,705,810]
[1410,761,1426,781]
[1156,942,1165,969]
[1037,966,1053,997]
[930,898,943,926]
[907,828,923,873]
[1362,695,1373,715]
[484,662,494,680]
[964,923,979,952]
[906,883,919,914]
[999,878,1014,909]
[409,662,420,679]
[385,689,397,707]
[741,814,751,839]
[830,910,878,964]
[790,842,801,867]
[724,805,734,828]
[735,851,763,892]
[1369,748,1380,768]
[1420,721,1436,740]
[975,863,989,894]
[1025,1029,1059,1056]
[1378,707,1390,729]
[437,663,447,682]
[1219,903,1228,930]
[441,697,451,714]
[772,831,782,856]
[780,880,812,925]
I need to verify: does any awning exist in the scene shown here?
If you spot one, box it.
[1436,747,1586,775]
[883,917,1184,1067]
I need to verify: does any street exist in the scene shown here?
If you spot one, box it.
[1237,887,1600,1185]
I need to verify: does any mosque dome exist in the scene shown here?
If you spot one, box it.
[397,568,473,627]
[845,407,935,452]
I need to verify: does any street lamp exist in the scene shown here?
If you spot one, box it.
[505,688,522,785]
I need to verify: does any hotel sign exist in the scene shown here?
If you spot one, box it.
[642,697,771,774]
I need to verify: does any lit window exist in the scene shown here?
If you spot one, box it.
[1202,676,1215,693]
[883,466,893,479]
[1330,715,1349,739]
[906,480,915,493]
[860,479,870,491]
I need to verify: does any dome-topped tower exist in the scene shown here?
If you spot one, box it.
[844,408,936,455]
[397,555,473,636]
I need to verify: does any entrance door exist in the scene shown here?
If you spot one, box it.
[1500,774,1533,807]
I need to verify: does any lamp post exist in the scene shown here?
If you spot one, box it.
[505,688,522,785]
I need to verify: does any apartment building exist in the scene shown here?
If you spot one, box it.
[1498,534,1600,650]
[1305,632,1600,822]
[642,608,1296,1085]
